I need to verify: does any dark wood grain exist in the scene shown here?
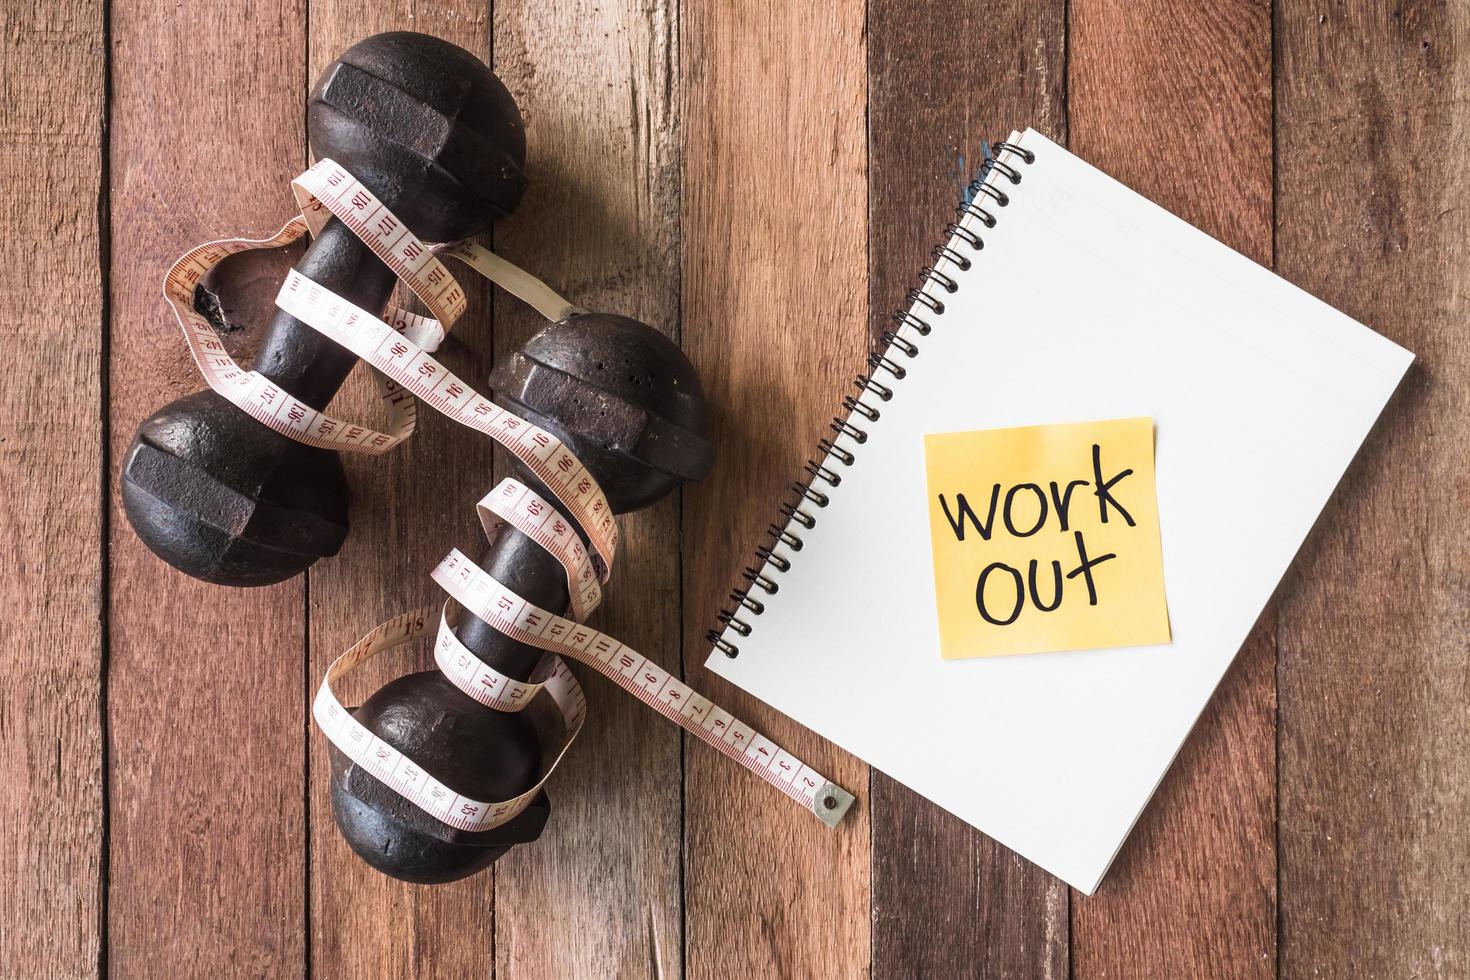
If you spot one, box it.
[11,0,1470,972]
[489,1,684,976]
[680,3,872,977]
[1276,1,1470,976]
[106,1,308,975]
[0,2,105,975]
[1067,1,1277,977]
[303,3,499,976]
[866,1,1069,976]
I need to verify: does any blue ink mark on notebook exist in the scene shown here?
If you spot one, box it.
[961,140,994,205]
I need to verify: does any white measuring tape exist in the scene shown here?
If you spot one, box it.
[272,268,620,573]
[314,605,586,832]
[163,160,856,833]
[162,160,462,454]
[474,477,605,623]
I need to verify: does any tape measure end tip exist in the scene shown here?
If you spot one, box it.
[812,783,856,829]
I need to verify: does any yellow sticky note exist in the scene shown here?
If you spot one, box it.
[923,417,1170,659]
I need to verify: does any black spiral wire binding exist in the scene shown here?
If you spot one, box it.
[707,140,1035,659]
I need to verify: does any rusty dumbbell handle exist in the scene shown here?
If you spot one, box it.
[455,512,571,679]
[251,217,398,409]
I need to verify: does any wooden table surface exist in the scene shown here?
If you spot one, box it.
[3,0,1466,976]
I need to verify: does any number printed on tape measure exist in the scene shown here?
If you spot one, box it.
[291,160,466,327]
[473,479,604,622]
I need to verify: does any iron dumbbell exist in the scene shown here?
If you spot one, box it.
[330,312,715,883]
[122,32,526,586]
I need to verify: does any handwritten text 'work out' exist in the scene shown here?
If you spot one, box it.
[935,445,1134,626]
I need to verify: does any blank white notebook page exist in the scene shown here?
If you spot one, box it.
[705,128,1412,893]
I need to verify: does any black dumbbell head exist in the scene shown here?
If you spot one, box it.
[122,390,351,586]
[329,671,549,884]
[309,32,527,243]
[490,313,716,513]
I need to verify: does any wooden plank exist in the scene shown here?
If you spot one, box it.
[866,1,1069,976]
[1276,2,1470,976]
[303,4,498,977]
[1067,1,1277,977]
[106,1,308,975]
[0,1,105,975]
[489,1,684,977]
[680,3,871,977]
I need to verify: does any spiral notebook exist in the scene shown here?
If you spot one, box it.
[705,129,1413,893]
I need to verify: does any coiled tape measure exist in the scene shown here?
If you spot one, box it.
[163,158,856,832]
